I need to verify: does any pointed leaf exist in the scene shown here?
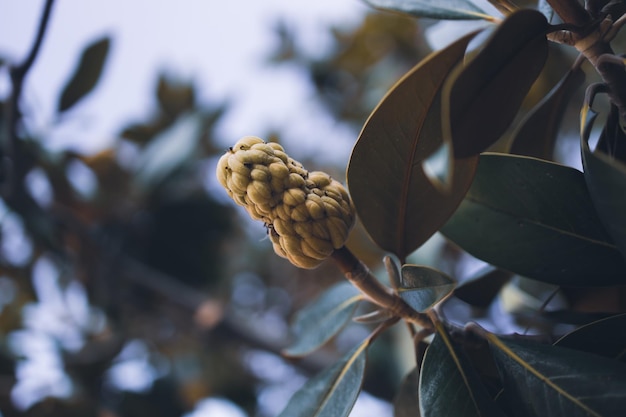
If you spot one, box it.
[441,153,626,286]
[348,32,479,260]
[581,106,626,261]
[420,329,506,417]
[283,282,363,357]
[454,265,512,308]
[445,10,549,158]
[488,334,626,417]
[278,340,369,417]
[398,265,455,312]
[58,37,111,112]
[509,68,585,160]
[363,0,489,20]
[555,313,626,362]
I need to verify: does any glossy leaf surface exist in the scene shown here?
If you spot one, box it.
[420,330,505,417]
[509,68,585,160]
[489,335,626,417]
[441,153,626,286]
[446,10,549,158]
[555,313,626,362]
[278,340,369,417]
[348,33,478,260]
[581,106,626,261]
[283,282,363,357]
[363,0,489,20]
[398,265,455,312]
[58,37,111,112]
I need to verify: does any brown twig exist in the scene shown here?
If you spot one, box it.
[331,246,433,330]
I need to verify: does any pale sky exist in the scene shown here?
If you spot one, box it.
[0,0,368,163]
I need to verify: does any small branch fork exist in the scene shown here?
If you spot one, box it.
[331,246,434,331]
[546,0,626,121]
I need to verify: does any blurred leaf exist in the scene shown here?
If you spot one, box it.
[156,74,196,117]
[582,105,626,260]
[133,112,204,189]
[555,313,626,362]
[444,10,549,158]
[283,282,364,357]
[488,334,626,417]
[278,339,369,417]
[454,265,512,308]
[420,328,505,417]
[394,367,420,417]
[441,153,626,286]
[348,32,479,260]
[362,0,489,20]
[398,265,455,312]
[58,37,111,112]
[509,68,585,160]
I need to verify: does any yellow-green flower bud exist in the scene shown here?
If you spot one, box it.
[216,136,356,268]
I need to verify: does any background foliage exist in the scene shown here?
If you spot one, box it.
[4,0,626,416]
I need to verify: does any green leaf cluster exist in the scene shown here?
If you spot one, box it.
[279,1,626,416]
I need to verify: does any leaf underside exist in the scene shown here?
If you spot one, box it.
[348,32,478,261]
[446,9,549,158]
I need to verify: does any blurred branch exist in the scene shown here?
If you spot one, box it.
[3,0,55,196]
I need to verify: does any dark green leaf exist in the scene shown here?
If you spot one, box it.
[58,37,111,112]
[398,265,455,312]
[394,367,420,417]
[362,0,489,20]
[278,340,369,417]
[348,32,479,260]
[489,334,626,417]
[582,105,626,261]
[509,68,585,160]
[445,10,549,158]
[420,330,505,417]
[283,282,364,357]
[555,313,626,362]
[441,153,626,286]
[454,265,512,308]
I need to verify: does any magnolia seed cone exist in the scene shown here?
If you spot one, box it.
[216,136,356,268]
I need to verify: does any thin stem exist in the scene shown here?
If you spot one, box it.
[3,0,55,195]
[331,247,433,329]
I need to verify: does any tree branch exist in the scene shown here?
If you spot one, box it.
[3,0,55,196]
[331,246,433,330]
